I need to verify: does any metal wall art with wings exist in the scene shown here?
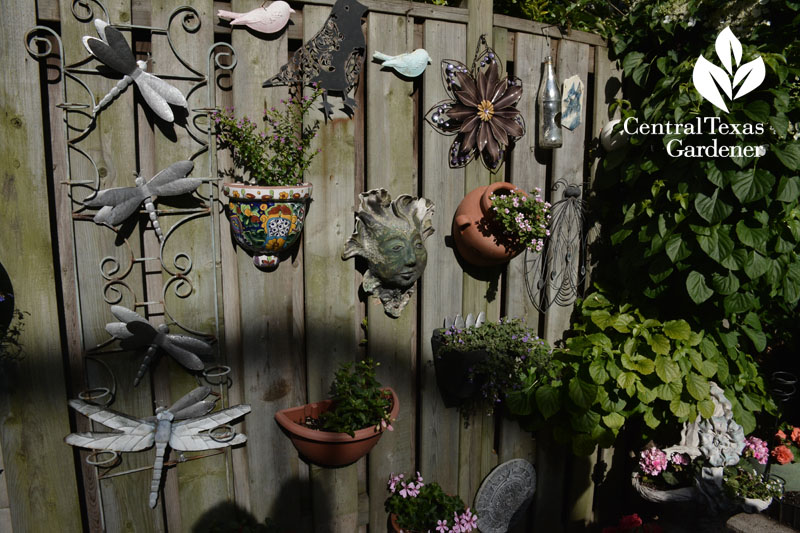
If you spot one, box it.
[65,386,250,508]
[83,19,187,122]
[262,0,368,119]
[104,305,212,387]
[524,180,588,313]
[84,160,203,243]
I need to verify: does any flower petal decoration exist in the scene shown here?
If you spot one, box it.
[425,35,525,172]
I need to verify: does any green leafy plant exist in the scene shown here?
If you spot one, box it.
[723,463,783,501]
[0,309,26,365]
[319,359,394,437]
[384,472,477,532]
[213,86,323,186]
[434,317,553,419]
[489,187,551,252]
[506,291,773,454]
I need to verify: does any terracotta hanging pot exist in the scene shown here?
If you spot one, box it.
[223,182,312,269]
[274,387,399,467]
[389,513,423,533]
[452,181,526,266]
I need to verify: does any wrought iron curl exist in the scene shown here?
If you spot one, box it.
[166,6,204,77]
[71,0,110,24]
[25,26,61,59]
[102,280,135,305]
[211,42,237,72]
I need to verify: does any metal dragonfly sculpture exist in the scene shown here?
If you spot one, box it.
[84,160,202,243]
[83,18,187,122]
[105,305,211,386]
[65,386,250,508]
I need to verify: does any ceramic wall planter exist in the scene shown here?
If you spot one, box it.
[223,182,312,269]
[453,182,526,266]
[631,473,699,504]
[274,387,399,467]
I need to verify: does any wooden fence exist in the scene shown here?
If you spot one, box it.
[0,0,620,531]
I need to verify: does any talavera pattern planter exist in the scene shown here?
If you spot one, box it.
[223,182,312,269]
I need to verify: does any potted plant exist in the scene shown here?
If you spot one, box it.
[431,316,552,420]
[601,513,663,533]
[723,463,784,513]
[631,445,699,504]
[215,86,323,269]
[452,182,549,266]
[274,358,398,467]
[385,471,477,533]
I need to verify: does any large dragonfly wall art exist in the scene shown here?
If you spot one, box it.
[65,386,250,508]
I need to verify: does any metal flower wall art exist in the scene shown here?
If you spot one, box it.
[64,386,250,508]
[262,0,368,119]
[104,305,212,387]
[84,160,203,243]
[425,35,525,172]
[83,19,187,123]
[343,189,435,318]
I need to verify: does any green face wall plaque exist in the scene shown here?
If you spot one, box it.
[343,189,435,317]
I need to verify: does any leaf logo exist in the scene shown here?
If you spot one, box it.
[692,27,765,113]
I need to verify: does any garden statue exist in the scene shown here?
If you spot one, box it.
[343,189,434,317]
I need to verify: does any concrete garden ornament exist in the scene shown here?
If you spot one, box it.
[83,19,187,122]
[217,1,295,35]
[343,189,435,318]
[65,386,250,508]
[425,34,525,172]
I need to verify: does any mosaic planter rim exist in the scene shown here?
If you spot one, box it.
[222,182,313,201]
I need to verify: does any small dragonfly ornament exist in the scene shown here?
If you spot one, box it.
[84,160,202,243]
[65,386,251,508]
[105,305,211,386]
[83,19,187,122]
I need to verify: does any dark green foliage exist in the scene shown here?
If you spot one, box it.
[319,359,393,437]
[384,478,466,532]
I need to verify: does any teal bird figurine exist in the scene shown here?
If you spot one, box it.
[372,48,431,78]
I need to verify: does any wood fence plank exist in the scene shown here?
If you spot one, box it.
[223,2,311,528]
[302,5,361,530]
[0,2,82,531]
[419,19,465,496]
[365,11,418,530]
[57,3,161,530]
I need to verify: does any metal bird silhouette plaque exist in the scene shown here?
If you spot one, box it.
[64,386,250,508]
[262,0,368,118]
[475,459,537,533]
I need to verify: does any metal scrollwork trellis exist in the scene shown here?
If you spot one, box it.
[25,0,238,514]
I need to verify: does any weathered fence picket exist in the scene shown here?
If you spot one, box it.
[1,0,623,530]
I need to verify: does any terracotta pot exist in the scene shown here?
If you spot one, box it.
[223,182,312,268]
[274,387,399,467]
[389,513,424,533]
[452,181,526,266]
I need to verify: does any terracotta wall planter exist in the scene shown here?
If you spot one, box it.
[452,181,526,266]
[223,182,312,268]
[274,387,399,467]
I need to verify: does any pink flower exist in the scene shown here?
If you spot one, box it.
[639,447,668,476]
[743,436,769,464]
[387,473,404,493]
[669,453,688,466]
[773,444,795,465]
[777,429,787,440]
[436,519,449,533]
[792,427,800,445]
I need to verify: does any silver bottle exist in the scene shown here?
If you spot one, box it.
[538,56,563,148]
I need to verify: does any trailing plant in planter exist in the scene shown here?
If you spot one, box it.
[274,358,398,467]
[432,316,552,420]
[385,471,477,533]
[215,86,323,268]
[489,186,551,253]
[723,463,784,511]
[506,290,774,454]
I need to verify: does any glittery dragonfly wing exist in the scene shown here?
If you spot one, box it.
[82,20,137,77]
[134,69,188,123]
[65,399,155,452]
[169,405,251,451]
[84,185,146,226]
[144,161,201,197]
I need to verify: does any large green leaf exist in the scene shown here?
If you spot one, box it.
[663,319,692,340]
[655,355,681,383]
[697,227,735,263]
[723,291,757,314]
[655,380,682,400]
[735,220,769,253]
[686,271,713,304]
[569,377,598,409]
[698,399,716,418]
[783,261,800,303]
[686,373,710,400]
[617,372,637,394]
[776,176,800,202]
[711,271,740,295]
[695,189,733,223]
[665,234,691,263]
[772,143,800,171]
[743,251,769,280]
[743,100,770,122]
[603,412,625,430]
[571,409,601,433]
[649,334,671,355]
[535,385,561,419]
[643,407,661,428]
[670,399,691,418]
[506,390,535,415]
[730,168,776,203]
[741,312,767,352]
[589,358,609,384]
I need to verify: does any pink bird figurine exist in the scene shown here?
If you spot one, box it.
[217,1,295,35]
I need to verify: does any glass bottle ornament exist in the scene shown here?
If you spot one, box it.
[538,56,562,148]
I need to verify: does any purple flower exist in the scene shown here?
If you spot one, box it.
[436,519,449,533]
